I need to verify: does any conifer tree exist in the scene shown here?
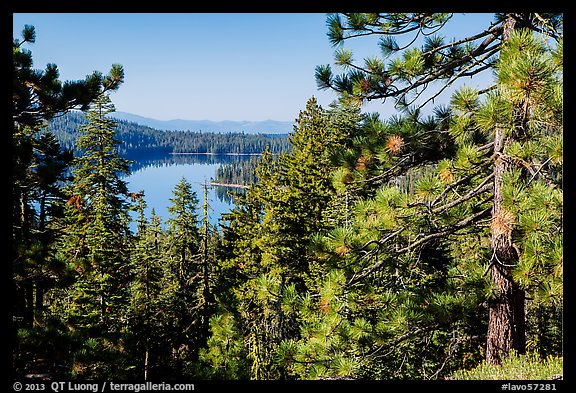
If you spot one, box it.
[199,181,216,346]
[164,177,207,375]
[13,130,74,328]
[51,94,135,378]
[166,177,201,282]
[482,27,562,364]
[129,204,176,379]
[209,98,366,379]
[314,12,562,369]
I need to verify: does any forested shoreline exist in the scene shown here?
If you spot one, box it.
[12,13,563,383]
[47,110,290,156]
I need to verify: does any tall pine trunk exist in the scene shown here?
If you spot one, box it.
[487,127,527,365]
[486,15,527,365]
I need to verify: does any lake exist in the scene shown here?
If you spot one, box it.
[125,153,252,230]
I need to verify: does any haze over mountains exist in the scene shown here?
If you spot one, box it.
[110,111,294,134]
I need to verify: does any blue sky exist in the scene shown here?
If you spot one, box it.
[13,13,496,122]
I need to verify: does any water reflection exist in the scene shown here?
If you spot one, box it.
[125,152,252,229]
[126,150,258,173]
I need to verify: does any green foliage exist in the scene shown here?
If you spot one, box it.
[310,15,562,378]
[198,313,248,379]
[48,94,135,377]
[13,25,123,128]
[162,178,211,374]
[451,351,562,380]
[127,208,175,378]
[66,333,133,379]
[14,321,72,378]
[12,25,124,340]
[205,98,365,379]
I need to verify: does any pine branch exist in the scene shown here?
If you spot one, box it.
[432,173,493,214]
[351,155,411,184]
[402,206,491,252]
[419,24,502,58]
[347,206,491,286]
[429,167,489,207]
[363,25,504,104]
[528,156,554,184]
[339,13,429,39]
[406,159,492,213]
[416,46,500,109]
[367,322,452,360]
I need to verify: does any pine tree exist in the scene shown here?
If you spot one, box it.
[12,25,125,378]
[199,181,216,346]
[314,12,562,370]
[166,177,201,282]
[315,13,561,111]
[483,26,562,365]
[13,130,74,328]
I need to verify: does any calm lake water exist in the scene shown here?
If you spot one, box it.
[125,153,251,230]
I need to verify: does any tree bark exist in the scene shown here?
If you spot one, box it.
[486,255,526,365]
[144,347,149,381]
[486,82,527,364]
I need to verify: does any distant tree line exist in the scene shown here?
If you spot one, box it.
[46,111,290,156]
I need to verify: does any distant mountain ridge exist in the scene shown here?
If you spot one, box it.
[110,111,294,134]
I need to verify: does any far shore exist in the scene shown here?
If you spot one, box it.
[169,152,261,156]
